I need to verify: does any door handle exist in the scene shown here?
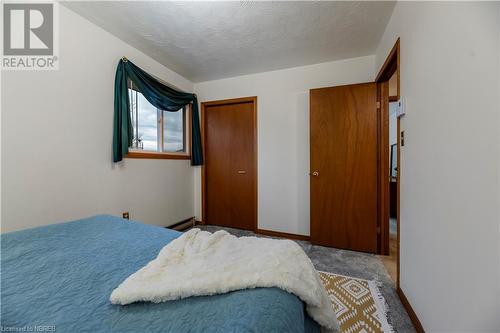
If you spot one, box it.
[237,170,246,174]
[311,171,319,177]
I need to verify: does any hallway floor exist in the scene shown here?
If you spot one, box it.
[378,218,398,283]
[197,224,415,333]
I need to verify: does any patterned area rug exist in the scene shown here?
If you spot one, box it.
[319,271,394,333]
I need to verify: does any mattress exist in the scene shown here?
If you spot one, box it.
[1,215,320,333]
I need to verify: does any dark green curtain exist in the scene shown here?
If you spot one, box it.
[113,58,203,165]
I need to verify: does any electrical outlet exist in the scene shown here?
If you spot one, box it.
[122,212,129,220]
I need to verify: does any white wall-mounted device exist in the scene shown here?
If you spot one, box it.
[396,97,406,118]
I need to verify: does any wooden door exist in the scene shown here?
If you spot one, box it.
[202,97,257,231]
[310,83,378,253]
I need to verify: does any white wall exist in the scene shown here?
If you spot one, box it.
[376,2,500,332]
[194,56,375,235]
[498,5,500,331]
[1,5,195,233]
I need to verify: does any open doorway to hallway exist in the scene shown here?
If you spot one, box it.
[375,38,400,286]
[380,82,399,283]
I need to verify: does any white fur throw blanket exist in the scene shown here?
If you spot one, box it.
[110,228,339,331]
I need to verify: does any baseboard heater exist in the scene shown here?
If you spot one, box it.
[167,217,196,231]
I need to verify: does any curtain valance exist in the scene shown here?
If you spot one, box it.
[113,58,203,165]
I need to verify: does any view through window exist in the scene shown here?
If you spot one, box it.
[128,86,187,154]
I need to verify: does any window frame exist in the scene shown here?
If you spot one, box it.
[125,85,192,160]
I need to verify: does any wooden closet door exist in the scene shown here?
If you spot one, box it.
[310,83,378,253]
[203,98,257,231]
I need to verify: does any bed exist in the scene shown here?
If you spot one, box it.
[1,215,320,333]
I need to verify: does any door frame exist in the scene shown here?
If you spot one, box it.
[375,38,400,288]
[200,96,258,231]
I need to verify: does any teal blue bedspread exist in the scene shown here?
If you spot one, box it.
[1,215,320,333]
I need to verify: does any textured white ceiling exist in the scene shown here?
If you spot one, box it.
[63,1,396,82]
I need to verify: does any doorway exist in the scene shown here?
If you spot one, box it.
[375,39,401,288]
[201,97,257,231]
[378,73,399,283]
[309,39,400,269]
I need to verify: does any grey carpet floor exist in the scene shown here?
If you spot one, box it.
[197,225,416,333]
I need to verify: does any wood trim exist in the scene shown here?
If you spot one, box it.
[201,101,206,225]
[200,96,258,232]
[376,38,400,102]
[201,96,256,107]
[389,96,399,102]
[253,98,258,232]
[256,229,310,241]
[397,288,425,333]
[376,37,401,288]
[126,151,191,160]
[378,81,390,255]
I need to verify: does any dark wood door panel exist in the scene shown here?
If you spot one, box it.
[310,83,378,253]
[204,99,257,231]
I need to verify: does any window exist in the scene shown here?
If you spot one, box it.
[127,84,190,159]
